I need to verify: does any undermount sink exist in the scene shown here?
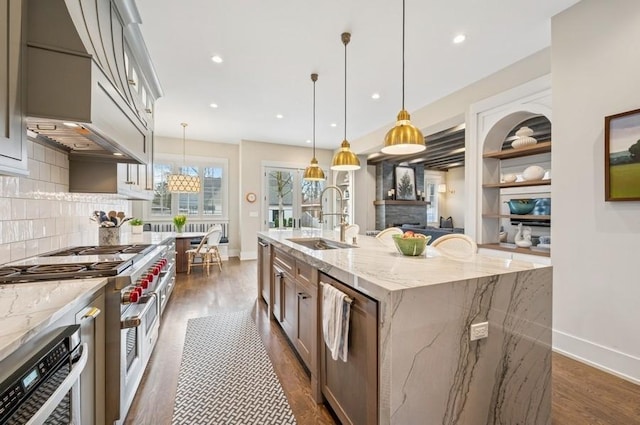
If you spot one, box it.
[287,237,357,250]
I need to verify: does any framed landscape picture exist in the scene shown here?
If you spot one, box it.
[394,166,416,200]
[605,108,640,201]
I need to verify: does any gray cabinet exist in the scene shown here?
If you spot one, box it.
[74,293,106,425]
[319,272,378,425]
[0,0,27,176]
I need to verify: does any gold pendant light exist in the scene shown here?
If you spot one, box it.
[167,123,201,193]
[303,73,326,181]
[382,0,425,155]
[331,32,361,171]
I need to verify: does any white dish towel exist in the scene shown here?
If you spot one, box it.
[321,282,351,362]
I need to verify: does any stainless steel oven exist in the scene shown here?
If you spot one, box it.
[0,325,87,425]
[119,293,159,419]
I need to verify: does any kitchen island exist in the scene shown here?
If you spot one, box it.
[258,229,552,425]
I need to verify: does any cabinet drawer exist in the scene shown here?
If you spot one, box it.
[295,261,313,285]
[273,249,294,274]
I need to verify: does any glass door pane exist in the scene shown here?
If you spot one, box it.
[264,167,325,230]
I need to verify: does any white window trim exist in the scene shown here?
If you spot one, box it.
[424,171,444,226]
[146,153,229,221]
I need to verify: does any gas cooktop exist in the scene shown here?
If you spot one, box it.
[0,244,154,284]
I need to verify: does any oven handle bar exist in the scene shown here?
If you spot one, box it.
[120,294,157,329]
[25,343,88,425]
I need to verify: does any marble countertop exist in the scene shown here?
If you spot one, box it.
[0,278,109,363]
[116,231,176,245]
[258,229,550,293]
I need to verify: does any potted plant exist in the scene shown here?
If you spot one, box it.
[173,214,187,233]
[130,218,144,234]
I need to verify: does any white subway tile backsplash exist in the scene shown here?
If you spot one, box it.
[26,199,40,219]
[33,143,45,162]
[25,239,39,257]
[44,147,56,165]
[39,163,51,182]
[11,199,26,220]
[0,148,131,264]
[27,140,34,159]
[9,241,26,261]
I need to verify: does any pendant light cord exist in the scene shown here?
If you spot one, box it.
[342,33,350,142]
[181,122,187,172]
[313,75,316,157]
[402,0,405,110]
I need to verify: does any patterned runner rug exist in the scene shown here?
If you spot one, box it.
[172,310,297,424]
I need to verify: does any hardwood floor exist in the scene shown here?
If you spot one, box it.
[125,258,640,425]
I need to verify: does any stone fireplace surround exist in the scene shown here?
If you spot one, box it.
[374,163,427,229]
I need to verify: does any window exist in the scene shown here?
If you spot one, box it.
[148,157,227,219]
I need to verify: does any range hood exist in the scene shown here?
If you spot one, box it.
[25,0,162,165]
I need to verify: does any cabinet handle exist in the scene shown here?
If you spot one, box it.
[81,307,101,320]
[275,271,284,278]
[258,241,268,247]
[297,292,309,300]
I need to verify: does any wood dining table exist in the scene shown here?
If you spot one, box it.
[174,232,206,273]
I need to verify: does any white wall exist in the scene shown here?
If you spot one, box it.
[552,0,640,383]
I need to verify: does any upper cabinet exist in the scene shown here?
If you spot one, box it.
[0,0,28,176]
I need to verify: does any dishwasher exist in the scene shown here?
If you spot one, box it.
[0,325,88,425]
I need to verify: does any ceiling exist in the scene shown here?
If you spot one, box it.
[136,0,579,154]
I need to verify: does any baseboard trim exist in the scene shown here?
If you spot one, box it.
[240,250,257,261]
[553,329,640,385]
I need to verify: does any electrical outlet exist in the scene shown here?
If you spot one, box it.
[470,322,489,341]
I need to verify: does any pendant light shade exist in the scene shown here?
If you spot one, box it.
[331,32,360,171]
[382,0,425,155]
[167,123,201,193]
[304,73,326,181]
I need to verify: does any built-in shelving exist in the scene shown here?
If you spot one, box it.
[482,213,551,220]
[483,179,551,189]
[483,141,551,160]
[478,243,550,257]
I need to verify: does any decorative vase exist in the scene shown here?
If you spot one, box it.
[176,225,184,233]
[511,126,537,149]
[502,173,517,183]
[522,165,546,181]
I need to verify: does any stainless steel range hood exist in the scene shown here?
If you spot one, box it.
[25,0,161,165]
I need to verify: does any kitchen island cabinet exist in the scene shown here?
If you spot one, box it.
[258,229,552,425]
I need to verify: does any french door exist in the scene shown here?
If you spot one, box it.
[263,166,325,230]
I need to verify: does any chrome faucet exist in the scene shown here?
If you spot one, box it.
[320,185,348,242]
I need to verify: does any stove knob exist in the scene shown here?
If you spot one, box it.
[147,273,154,282]
[139,278,149,289]
[133,287,143,298]
[153,266,161,275]
[122,291,139,304]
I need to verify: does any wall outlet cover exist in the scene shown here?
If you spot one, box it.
[470,322,489,341]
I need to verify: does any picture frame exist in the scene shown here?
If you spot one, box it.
[394,166,417,200]
[605,108,640,201]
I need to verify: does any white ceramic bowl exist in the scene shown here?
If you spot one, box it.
[502,173,517,183]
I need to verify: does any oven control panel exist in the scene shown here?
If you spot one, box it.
[0,326,79,423]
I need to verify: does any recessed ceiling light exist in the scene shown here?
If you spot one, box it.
[210,103,218,108]
[211,55,223,63]
[113,152,123,156]
[276,114,283,119]
[453,34,466,44]
[371,93,380,100]
[305,139,311,144]
[330,123,337,127]
[63,122,78,127]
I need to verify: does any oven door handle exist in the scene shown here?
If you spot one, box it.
[120,294,157,329]
[25,343,89,425]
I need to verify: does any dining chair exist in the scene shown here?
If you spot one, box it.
[430,234,478,257]
[375,227,403,249]
[186,227,221,275]
[206,226,223,271]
